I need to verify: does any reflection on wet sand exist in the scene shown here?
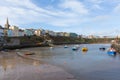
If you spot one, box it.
[0,51,76,80]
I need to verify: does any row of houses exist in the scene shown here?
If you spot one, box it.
[0,18,78,37]
[0,26,78,37]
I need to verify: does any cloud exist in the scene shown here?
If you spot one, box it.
[114,4,120,13]
[92,15,110,22]
[92,4,102,10]
[0,0,119,36]
[0,0,90,28]
[87,0,104,10]
[59,0,89,15]
[89,0,104,4]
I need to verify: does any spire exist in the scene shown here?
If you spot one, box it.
[6,17,9,25]
[5,17,10,29]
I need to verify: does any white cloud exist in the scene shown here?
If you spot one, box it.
[114,4,120,13]
[59,0,89,15]
[89,0,104,4]
[92,4,102,10]
[0,0,90,28]
[87,0,104,10]
[92,15,110,22]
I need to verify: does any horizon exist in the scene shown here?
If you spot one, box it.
[0,0,120,36]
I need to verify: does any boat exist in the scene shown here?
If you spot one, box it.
[72,45,80,51]
[107,51,116,55]
[64,45,68,48]
[82,47,88,51]
[99,47,106,51]
[107,48,116,55]
[73,45,80,50]
[72,46,78,51]
[25,52,35,55]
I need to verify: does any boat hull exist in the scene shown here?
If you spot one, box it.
[82,48,88,51]
[107,51,116,55]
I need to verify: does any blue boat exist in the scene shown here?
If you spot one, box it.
[107,51,116,55]
[107,48,116,55]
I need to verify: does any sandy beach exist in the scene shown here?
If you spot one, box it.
[0,50,76,80]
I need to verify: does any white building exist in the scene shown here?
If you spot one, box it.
[47,30,56,36]
[64,32,70,37]
[34,29,42,36]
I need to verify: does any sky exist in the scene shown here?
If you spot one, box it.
[0,0,120,36]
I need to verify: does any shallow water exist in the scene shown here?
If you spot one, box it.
[23,44,120,80]
[1,44,120,80]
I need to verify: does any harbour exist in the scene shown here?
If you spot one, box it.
[1,44,120,80]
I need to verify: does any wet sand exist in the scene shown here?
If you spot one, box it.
[0,50,76,80]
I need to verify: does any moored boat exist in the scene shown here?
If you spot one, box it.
[107,48,116,55]
[72,45,80,51]
[72,47,78,50]
[99,47,106,51]
[82,47,88,51]
[64,45,68,48]
[107,51,116,55]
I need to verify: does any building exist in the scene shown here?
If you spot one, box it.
[34,29,42,36]
[9,26,19,37]
[7,29,14,37]
[56,32,62,36]
[64,32,70,37]
[47,30,56,36]
[70,33,78,37]
[0,25,4,36]
[18,29,25,36]
[4,18,10,29]
[24,29,34,36]
[4,18,10,36]
[0,25,4,48]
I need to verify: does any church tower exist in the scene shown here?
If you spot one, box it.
[4,18,10,29]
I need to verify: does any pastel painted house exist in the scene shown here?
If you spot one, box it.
[18,29,25,36]
[0,25,4,46]
[34,29,42,36]
[35,29,46,36]
[7,29,14,37]
[47,30,56,36]
[0,25,4,36]
[9,26,19,37]
[69,33,78,37]
[63,32,70,37]
[24,29,34,36]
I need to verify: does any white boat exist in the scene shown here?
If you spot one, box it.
[64,45,68,48]
[72,45,79,51]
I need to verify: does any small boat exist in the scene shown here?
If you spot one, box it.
[107,51,116,55]
[72,47,78,50]
[107,48,116,55]
[25,52,35,55]
[82,47,88,51]
[99,47,106,51]
[64,45,68,48]
[50,47,53,49]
